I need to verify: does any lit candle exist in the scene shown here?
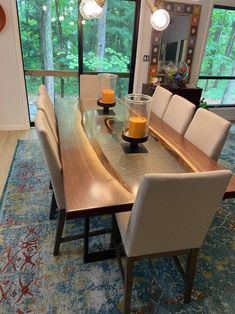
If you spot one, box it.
[128,116,147,138]
[101,89,115,104]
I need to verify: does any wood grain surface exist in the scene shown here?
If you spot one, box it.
[56,98,134,218]
[56,98,235,219]
[149,113,235,199]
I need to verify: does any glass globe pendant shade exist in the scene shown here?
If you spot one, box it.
[79,0,104,20]
[91,1,103,18]
[79,0,94,19]
[150,9,170,31]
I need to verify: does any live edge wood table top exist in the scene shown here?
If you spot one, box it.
[56,98,235,219]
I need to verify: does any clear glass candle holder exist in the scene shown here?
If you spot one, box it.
[97,73,118,114]
[122,94,152,151]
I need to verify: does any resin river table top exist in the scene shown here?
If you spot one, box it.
[56,97,235,218]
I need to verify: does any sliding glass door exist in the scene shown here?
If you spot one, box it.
[16,0,79,124]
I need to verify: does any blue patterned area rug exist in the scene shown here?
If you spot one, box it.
[0,137,234,313]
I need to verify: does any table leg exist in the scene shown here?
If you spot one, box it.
[83,217,89,263]
[83,216,117,263]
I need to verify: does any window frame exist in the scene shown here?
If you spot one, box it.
[78,0,141,94]
[198,4,235,108]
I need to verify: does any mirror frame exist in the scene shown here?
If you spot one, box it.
[148,1,201,82]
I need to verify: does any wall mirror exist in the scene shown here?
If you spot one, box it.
[148,1,201,82]
[160,15,191,63]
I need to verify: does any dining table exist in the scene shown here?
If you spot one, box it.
[55,97,235,262]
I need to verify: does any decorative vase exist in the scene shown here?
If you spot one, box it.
[165,61,189,86]
[97,73,118,114]
[122,94,152,152]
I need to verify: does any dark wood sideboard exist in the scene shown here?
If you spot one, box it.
[142,83,203,108]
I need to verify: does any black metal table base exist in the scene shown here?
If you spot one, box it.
[84,249,116,263]
[83,217,116,263]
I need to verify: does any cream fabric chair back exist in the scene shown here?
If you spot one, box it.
[35,110,65,209]
[37,94,58,143]
[38,84,55,115]
[184,108,231,161]
[80,74,99,99]
[151,86,173,118]
[117,171,231,257]
[162,95,196,134]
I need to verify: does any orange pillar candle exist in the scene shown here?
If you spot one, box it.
[101,89,115,104]
[128,116,147,138]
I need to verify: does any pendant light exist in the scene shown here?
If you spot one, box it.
[79,0,105,20]
[79,0,170,32]
[145,0,170,31]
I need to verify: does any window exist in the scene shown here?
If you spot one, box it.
[16,0,140,124]
[17,0,79,124]
[80,0,139,98]
[198,5,235,107]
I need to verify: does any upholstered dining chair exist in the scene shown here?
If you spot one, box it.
[35,110,69,257]
[80,74,99,99]
[151,86,173,118]
[38,84,55,115]
[35,109,64,220]
[184,108,231,161]
[113,170,232,314]
[162,95,196,135]
[37,94,58,143]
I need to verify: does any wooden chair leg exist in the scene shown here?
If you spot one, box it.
[53,208,65,256]
[49,192,57,219]
[184,248,199,303]
[124,257,134,314]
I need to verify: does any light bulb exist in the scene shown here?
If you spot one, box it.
[150,9,170,31]
[79,0,104,20]
[92,2,103,18]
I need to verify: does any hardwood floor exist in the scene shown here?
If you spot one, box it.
[0,128,38,197]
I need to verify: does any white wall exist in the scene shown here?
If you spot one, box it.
[134,0,153,93]
[0,0,29,130]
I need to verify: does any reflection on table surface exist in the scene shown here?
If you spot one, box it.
[81,98,186,195]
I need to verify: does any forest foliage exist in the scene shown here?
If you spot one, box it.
[199,8,235,105]
[17,0,134,98]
